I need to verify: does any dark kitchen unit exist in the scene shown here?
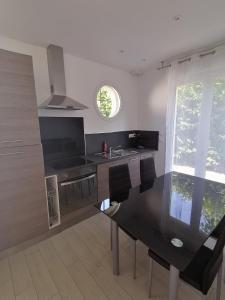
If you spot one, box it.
[39,117,97,220]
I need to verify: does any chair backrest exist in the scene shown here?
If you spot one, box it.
[109,164,131,202]
[202,216,225,293]
[140,157,156,190]
[211,215,225,238]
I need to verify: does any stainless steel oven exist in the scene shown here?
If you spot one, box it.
[57,164,97,216]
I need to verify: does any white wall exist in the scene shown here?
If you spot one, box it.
[0,36,138,134]
[0,35,168,174]
[138,68,169,176]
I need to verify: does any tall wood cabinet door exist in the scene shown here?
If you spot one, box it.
[129,155,141,187]
[0,49,41,148]
[0,145,48,251]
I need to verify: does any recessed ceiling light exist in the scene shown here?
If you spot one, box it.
[119,50,125,54]
[130,70,143,76]
[173,15,182,22]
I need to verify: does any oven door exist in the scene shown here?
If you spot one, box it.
[58,173,97,216]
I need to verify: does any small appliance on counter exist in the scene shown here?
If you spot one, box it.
[134,131,159,150]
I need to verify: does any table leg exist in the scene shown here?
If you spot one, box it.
[112,220,119,275]
[169,265,179,300]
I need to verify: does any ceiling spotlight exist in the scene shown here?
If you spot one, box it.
[173,15,182,21]
[130,70,143,76]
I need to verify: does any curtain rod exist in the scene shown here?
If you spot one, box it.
[199,50,216,58]
[157,41,225,70]
[157,61,172,70]
[178,57,191,64]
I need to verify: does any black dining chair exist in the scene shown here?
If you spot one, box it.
[109,164,137,279]
[147,222,225,300]
[140,157,156,192]
[210,215,225,283]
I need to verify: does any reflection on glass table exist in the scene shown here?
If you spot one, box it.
[200,181,225,234]
[169,174,194,225]
[96,172,225,300]
[100,199,121,217]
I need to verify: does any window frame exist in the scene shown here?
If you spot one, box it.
[94,84,122,120]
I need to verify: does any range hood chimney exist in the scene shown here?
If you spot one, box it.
[39,44,88,110]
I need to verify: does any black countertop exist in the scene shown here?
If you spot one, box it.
[86,148,154,165]
[44,148,155,177]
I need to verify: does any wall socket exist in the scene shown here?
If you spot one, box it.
[129,133,136,138]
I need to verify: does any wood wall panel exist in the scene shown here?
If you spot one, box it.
[0,145,48,251]
[0,49,41,148]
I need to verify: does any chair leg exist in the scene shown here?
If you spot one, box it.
[216,264,222,300]
[148,257,153,298]
[132,240,136,279]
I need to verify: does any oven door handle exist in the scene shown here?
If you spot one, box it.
[60,174,96,187]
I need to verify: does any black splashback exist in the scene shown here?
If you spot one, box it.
[85,131,136,154]
[136,131,159,150]
[85,130,159,154]
[39,117,85,161]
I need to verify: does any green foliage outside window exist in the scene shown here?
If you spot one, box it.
[174,83,202,167]
[207,78,225,172]
[174,78,225,172]
[97,87,112,117]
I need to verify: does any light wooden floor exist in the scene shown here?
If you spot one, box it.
[0,213,224,300]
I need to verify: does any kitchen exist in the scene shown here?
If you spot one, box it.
[0,1,225,300]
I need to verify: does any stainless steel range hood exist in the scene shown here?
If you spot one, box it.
[39,44,88,110]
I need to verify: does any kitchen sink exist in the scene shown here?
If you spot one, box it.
[95,149,138,160]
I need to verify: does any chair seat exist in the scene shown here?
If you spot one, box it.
[148,245,222,294]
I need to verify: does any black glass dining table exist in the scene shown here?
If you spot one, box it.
[95,172,225,300]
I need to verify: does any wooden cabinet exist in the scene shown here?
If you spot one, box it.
[0,145,48,251]
[97,154,142,201]
[140,152,153,160]
[0,49,49,251]
[129,156,140,187]
[0,49,41,148]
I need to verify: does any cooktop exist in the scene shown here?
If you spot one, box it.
[46,156,93,170]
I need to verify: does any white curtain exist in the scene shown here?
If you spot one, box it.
[165,45,225,183]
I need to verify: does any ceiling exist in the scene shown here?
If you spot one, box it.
[0,0,225,72]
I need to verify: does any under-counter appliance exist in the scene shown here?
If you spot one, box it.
[39,116,97,216]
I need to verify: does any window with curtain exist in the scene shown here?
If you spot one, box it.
[166,46,225,184]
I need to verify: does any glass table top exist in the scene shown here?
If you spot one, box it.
[95,172,225,271]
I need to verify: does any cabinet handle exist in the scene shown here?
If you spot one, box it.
[60,174,96,186]
[0,151,25,156]
[0,139,23,143]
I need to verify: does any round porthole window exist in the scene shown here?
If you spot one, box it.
[96,85,121,119]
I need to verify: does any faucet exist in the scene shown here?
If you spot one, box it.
[109,145,122,158]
